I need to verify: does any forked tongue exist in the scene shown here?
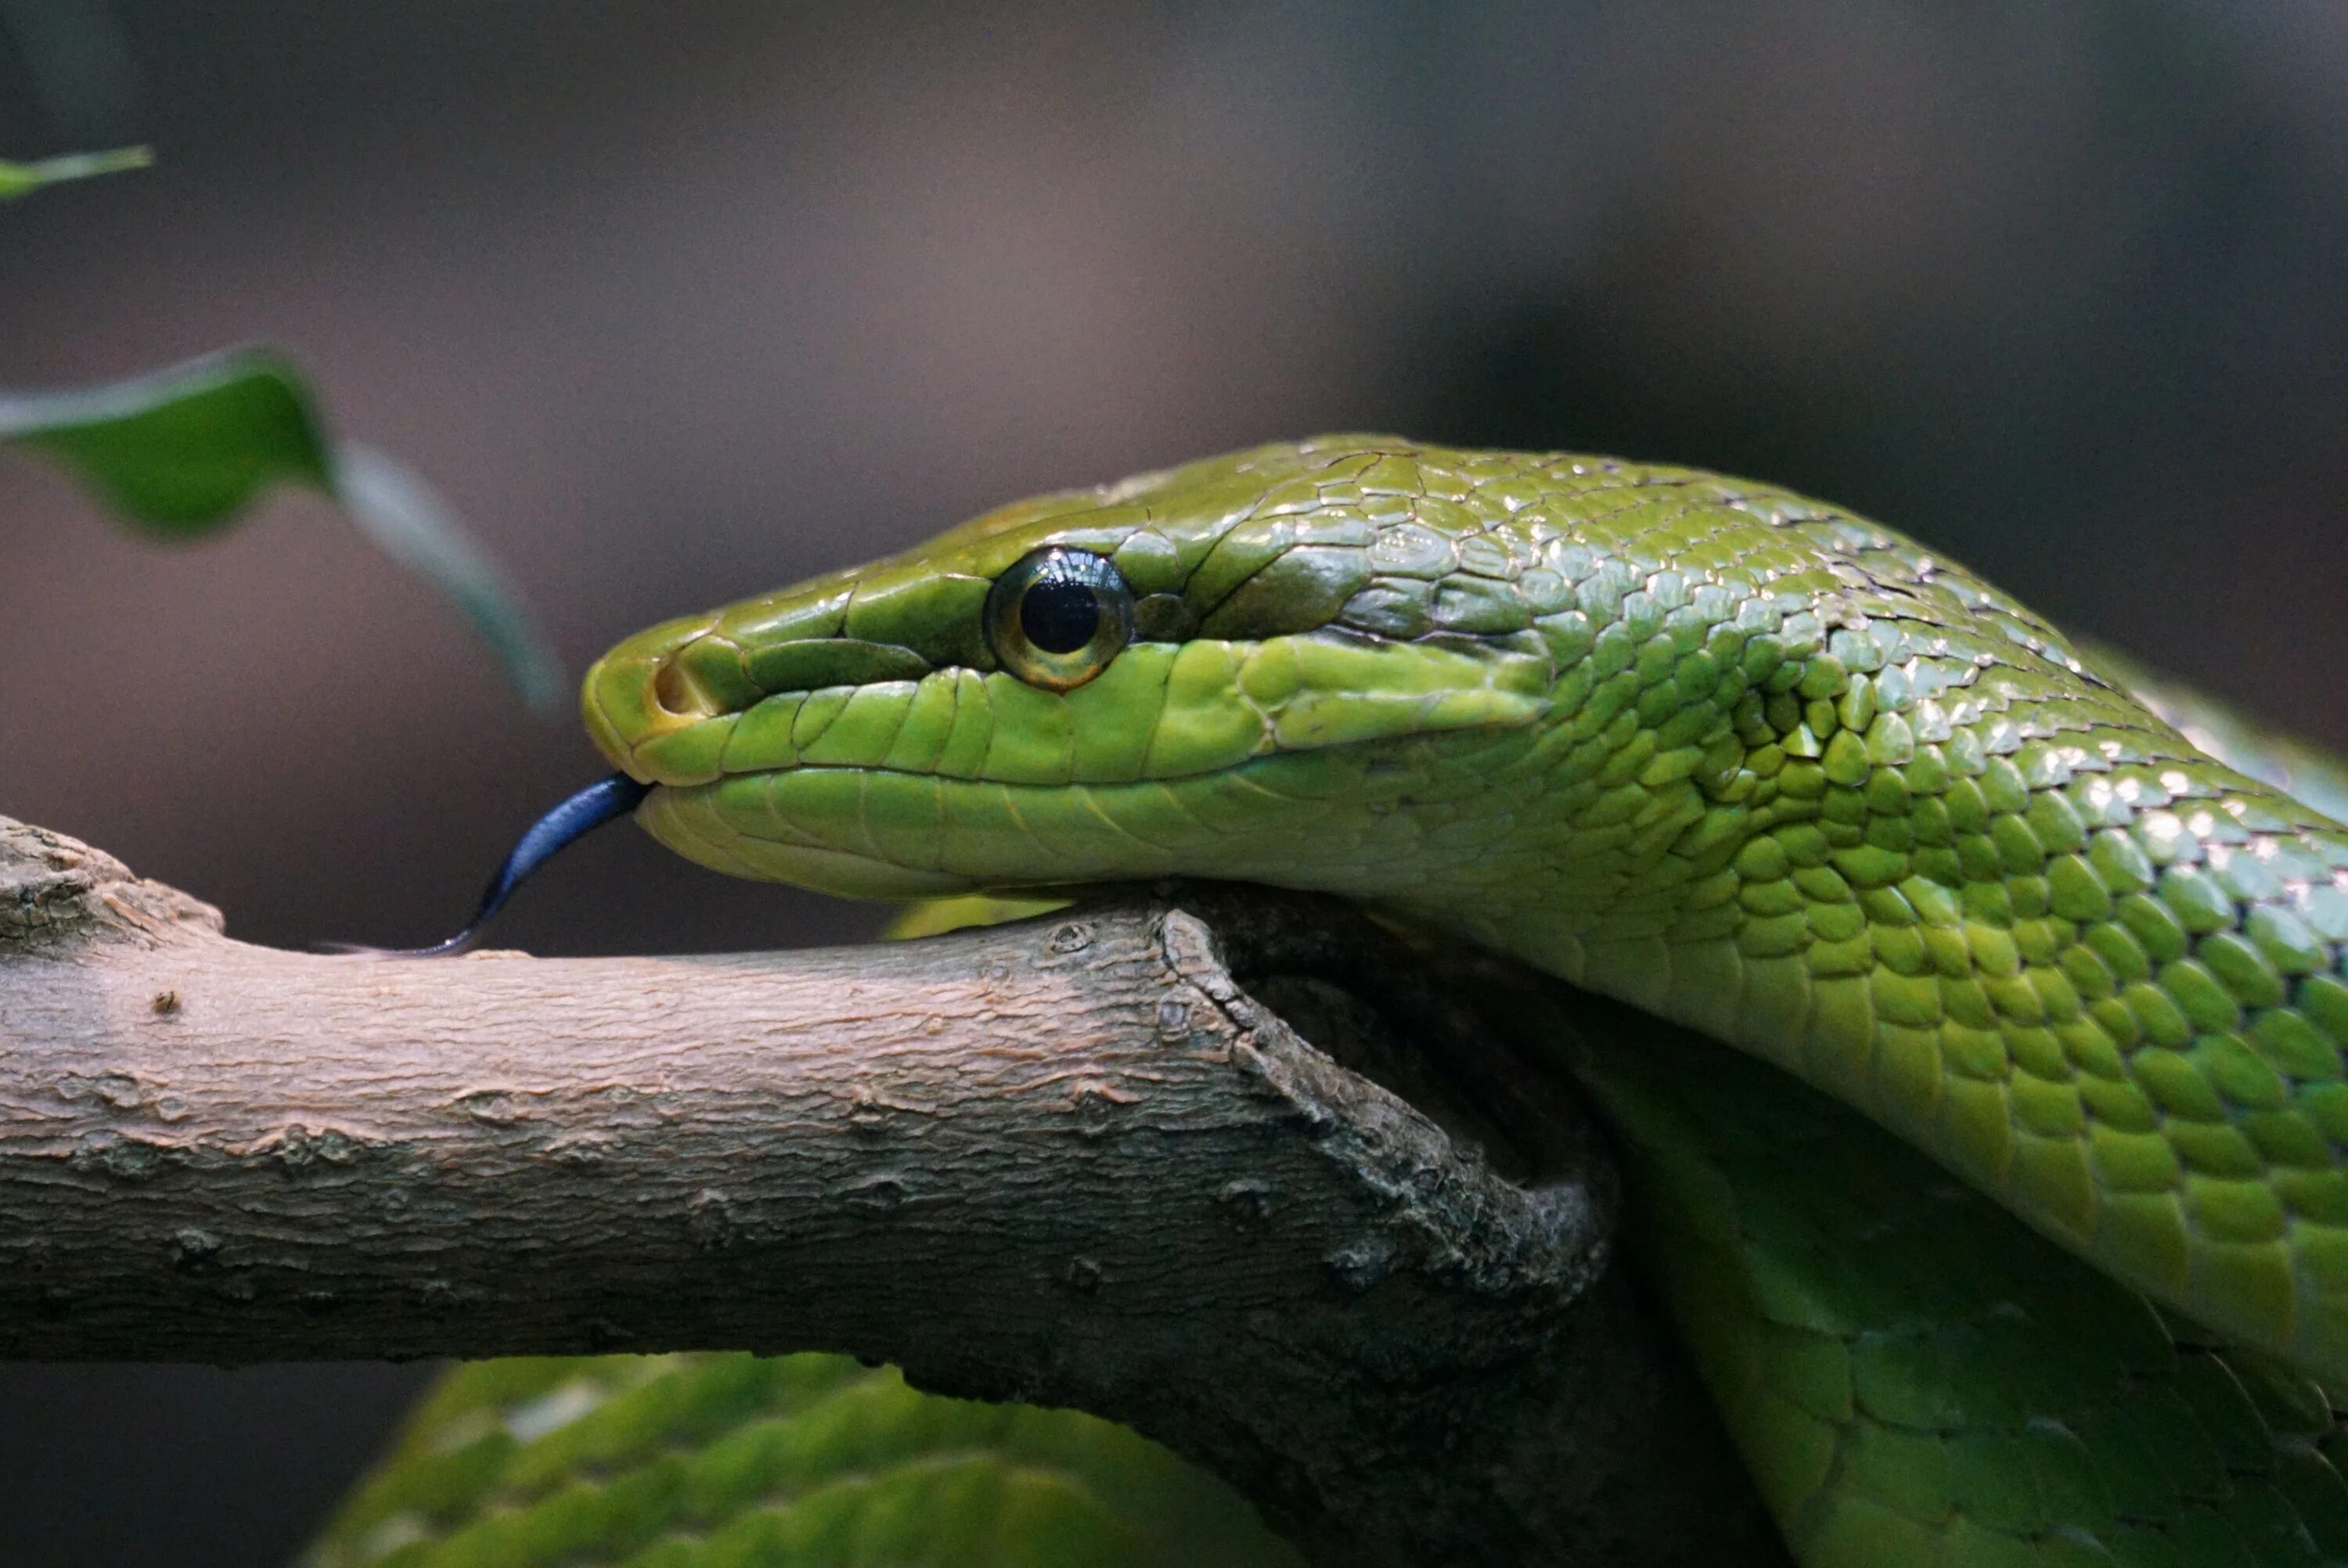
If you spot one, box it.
[333,772,651,957]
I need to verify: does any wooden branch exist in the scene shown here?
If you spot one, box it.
[0,815,1778,1567]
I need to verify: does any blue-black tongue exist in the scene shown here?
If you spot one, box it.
[371,771,652,957]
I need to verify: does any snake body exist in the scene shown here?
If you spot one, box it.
[312,439,2348,1566]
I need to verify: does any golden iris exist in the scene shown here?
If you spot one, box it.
[985,547,1134,691]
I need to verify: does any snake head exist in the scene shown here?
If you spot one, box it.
[580,436,1565,900]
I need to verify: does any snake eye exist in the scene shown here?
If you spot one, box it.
[985,546,1134,692]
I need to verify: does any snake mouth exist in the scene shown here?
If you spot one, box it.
[582,603,1553,902]
[589,623,1550,789]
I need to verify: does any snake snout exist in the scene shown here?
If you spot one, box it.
[580,613,749,780]
[584,606,947,787]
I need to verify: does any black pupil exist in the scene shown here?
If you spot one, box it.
[1020,579,1101,654]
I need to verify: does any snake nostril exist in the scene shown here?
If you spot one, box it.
[650,658,704,720]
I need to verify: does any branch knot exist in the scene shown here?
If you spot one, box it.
[0,815,223,949]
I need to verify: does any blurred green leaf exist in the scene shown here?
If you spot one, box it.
[0,146,152,201]
[1,347,331,528]
[1,347,565,713]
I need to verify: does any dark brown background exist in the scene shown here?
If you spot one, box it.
[3,3,2346,1563]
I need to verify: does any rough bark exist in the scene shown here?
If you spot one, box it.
[0,814,1778,1567]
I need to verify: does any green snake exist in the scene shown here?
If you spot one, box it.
[308,437,2348,1567]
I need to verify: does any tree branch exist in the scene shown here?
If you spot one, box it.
[0,814,1777,1566]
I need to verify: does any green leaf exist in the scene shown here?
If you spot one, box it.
[1,347,332,528]
[0,146,153,201]
[2,347,565,714]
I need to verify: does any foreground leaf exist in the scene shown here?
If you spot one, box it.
[0,146,152,201]
[1,347,564,712]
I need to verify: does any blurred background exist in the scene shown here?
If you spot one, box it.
[2,2,2345,1562]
